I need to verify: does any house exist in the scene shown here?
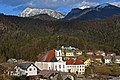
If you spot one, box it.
[66,59,85,74]
[85,50,94,55]
[91,55,103,63]
[14,63,39,77]
[60,72,75,80]
[76,50,82,55]
[61,46,76,50]
[28,70,58,80]
[114,56,120,64]
[62,50,75,57]
[84,58,93,67]
[61,46,77,57]
[38,70,58,80]
[107,52,116,56]
[104,56,112,64]
[96,50,106,56]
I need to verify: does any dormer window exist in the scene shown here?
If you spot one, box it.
[29,68,32,71]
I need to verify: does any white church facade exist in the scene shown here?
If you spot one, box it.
[35,46,86,74]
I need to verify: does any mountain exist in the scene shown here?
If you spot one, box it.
[77,0,91,9]
[79,5,91,9]
[63,8,82,20]
[64,3,120,20]
[19,8,65,19]
[30,14,57,21]
[0,13,120,61]
[110,2,120,8]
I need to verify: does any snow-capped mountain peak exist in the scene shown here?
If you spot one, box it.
[79,5,90,9]
[96,3,111,8]
[110,2,120,7]
[19,8,65,19]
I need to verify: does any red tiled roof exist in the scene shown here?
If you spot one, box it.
[86,50,93,52]
[37,50,55,62]
[66,59,84,65]
[37,52,49,62]
[47,50,55,62]
[74,59,84,65]
[66,59,74,65]
[107,52,113,54]
[91,55,103,59]
[38,70,58,79]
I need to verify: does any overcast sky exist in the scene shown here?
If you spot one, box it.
[0,0,120,15]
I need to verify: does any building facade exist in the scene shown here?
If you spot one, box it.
[104,56,112,64]
[14,63,38,76]
[114,56,120,64]
[35,60,85,74]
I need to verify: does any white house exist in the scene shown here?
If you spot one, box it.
[62,51,75,57]
[61,46,76,50]
[61,46,76,57]
[86,52,94,55]
[76,51,82,55]
[104,56,112,64]
[91,55,103,63]
[55,49,75,58]
[14,63,39,77]
[96,51,106,56]
[66,59,85,74]
[114,56,120,64]
[107,52,116,56]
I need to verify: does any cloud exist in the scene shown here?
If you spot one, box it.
[74,0,99,9]
[110,2,120,7]
[0,0,30,6]
[0,0,119,12]
[0,0,99,10]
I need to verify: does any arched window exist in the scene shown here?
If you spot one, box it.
[29,68,32,71]
[59,52,60,56]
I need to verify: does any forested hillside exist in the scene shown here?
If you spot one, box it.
[0,13,120,62]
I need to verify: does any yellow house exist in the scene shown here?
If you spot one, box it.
[84,58,93,67]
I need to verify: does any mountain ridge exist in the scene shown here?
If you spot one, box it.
[19,7,66,19]
[64,3,120,20]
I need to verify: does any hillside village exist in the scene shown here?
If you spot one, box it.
[1,46,120,80]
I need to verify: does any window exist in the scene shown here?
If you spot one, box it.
[29,68,32,71]
[55,65,57,69]
[68,69,71,73]
[34,68,36,70]
[59,65,61,68]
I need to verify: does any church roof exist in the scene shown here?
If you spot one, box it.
[37,50,57,62]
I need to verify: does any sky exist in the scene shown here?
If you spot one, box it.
[0,0,120,16]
